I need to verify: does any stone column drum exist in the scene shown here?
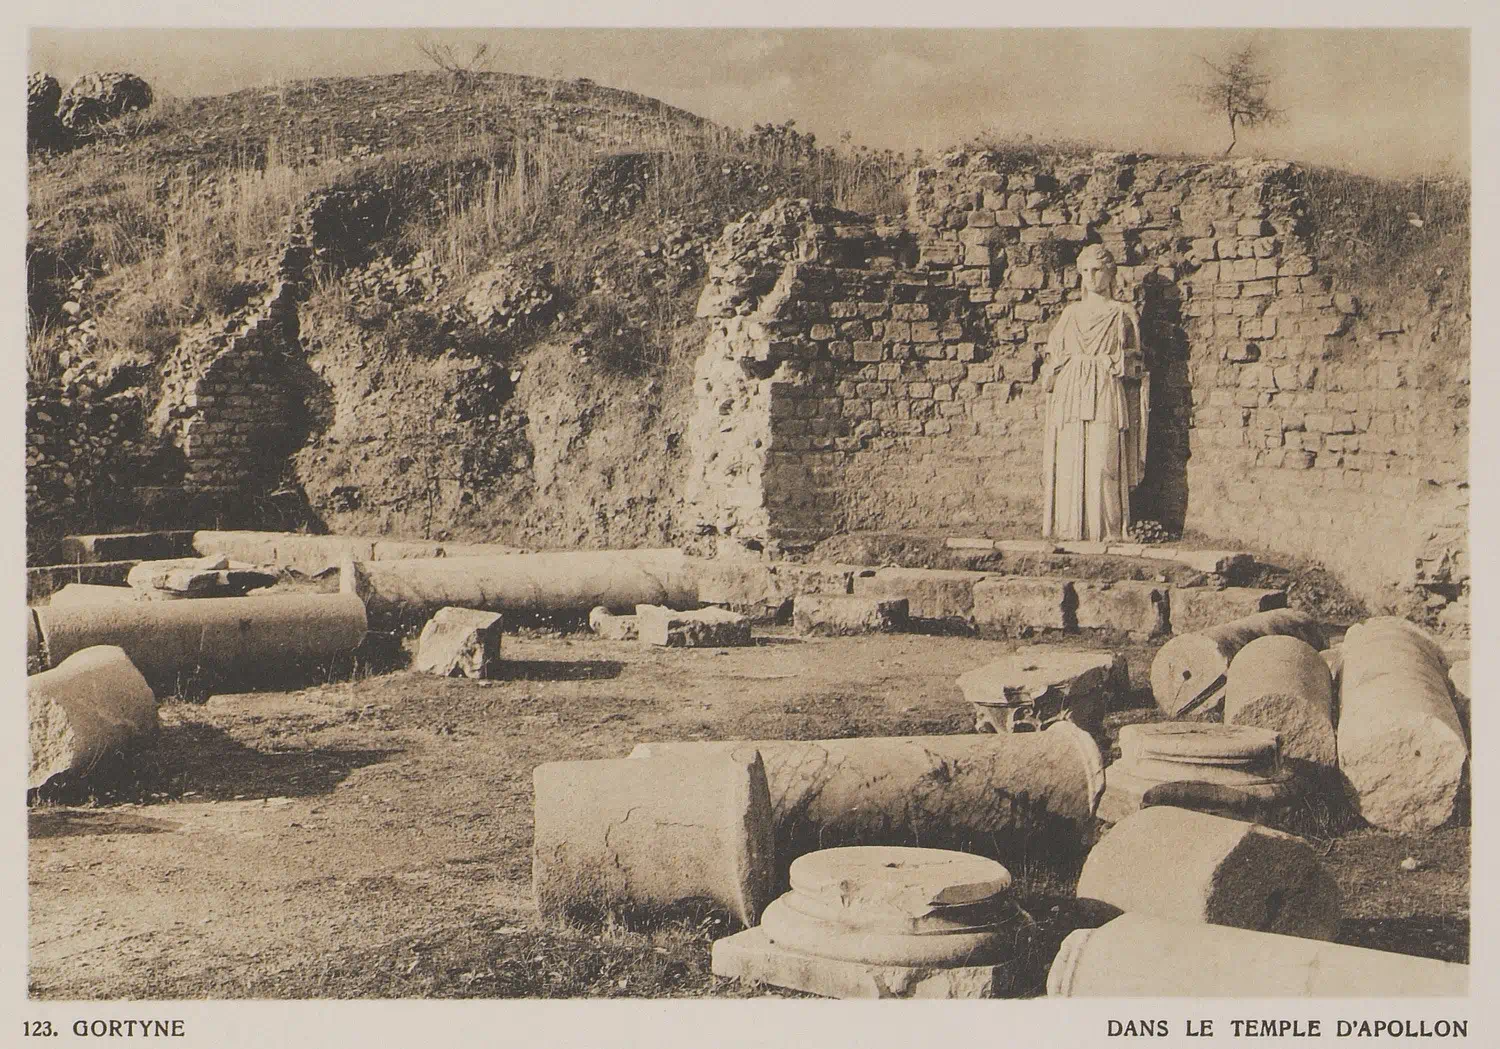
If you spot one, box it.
[1099,723,1295,823]
[1075,807,1341,939]
[532,751,774,929]
[32,593,369,685]
[1224,634,1337,769]
[1048,912,1468,997]
[29,646,158,790]
[1151,609,1326,718]
[631,726,1106,882]
[345,549,698,626]
[1338,617,1467,831]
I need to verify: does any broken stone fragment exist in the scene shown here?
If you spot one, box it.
[956,647,1121,732]
[29,645,159,790]
[414,606,503,679]
[531,751,774,929]
[1170,586,1288,635]
[1075,807,1341,940]
[1224,635,1337,769]
[1150,609,1326,718]
[1338,617,1466,832]
[635,604,752,647]
[1048,912,1468,997]
[126,556,279,597]
[587,605,638,641]
[792,595,908,636]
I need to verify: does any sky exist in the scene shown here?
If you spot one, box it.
[28,26,1469,180]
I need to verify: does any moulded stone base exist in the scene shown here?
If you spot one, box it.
[711,926,1012,999]
[1098,765,1298,824]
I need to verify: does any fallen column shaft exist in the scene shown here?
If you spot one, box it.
[1224,635,1337,768]
[346,549,698,626]
[1048,912,1467,997]
[1075,807,1340,939]
[1151,609,1325,718]
[1338,617,1466,831]
[632,726,1105,881]
[29,646,158,790]
[532,752,773,929]
[33,594,368,685]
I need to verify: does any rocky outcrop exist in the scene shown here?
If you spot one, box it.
[58,72,153,131]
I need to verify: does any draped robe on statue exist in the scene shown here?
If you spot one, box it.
[1041,298,1149,542]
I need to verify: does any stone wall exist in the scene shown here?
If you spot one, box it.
[686,152,1468,612]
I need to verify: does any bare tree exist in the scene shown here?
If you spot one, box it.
[415,38,493,95]
[1193,43,1286,156]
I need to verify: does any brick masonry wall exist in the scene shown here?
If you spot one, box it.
[687,152,1468,610]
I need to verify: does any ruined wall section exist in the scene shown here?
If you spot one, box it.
[688,153,1468,613]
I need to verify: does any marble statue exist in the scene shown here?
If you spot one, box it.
[1041,244,1149,542]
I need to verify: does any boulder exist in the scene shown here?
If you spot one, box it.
[414,607,503,679]
[635,604,751,647]
[29,646,158,790]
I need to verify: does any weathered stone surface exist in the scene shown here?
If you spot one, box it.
[61,530,196,564]
[972,576,1072,636]
[27,560,139,604]
[532,752,773,929]
[635,604,752,647]
[632,727,1105,879]
[47,584,146,607]
[1100,723,1294,824]
[1170,586,1288,635]
[1155,549,1254,578]
[414,607,503,679]
[32,593,369,684]
[1151,609,1326,718]
[693,560,857,619]
[852,567,991,621]
[1073,580,1168,637]
[956,648,1120,732]
[1076,807,1341,940]
[792,595,908,636]
[712,925,1013,999]
[126,555,278,597]
[1338,617,1466,831]
[29,646,158,790]
[1048,912,1468,997]
[1225,635,1337,768]
[58,72,153,130]
[587,605,638,641]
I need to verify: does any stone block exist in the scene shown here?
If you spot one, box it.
[972,577,1072,637]
[792,595,909,636]
[1073,581,1168,637]
[956,647,1120,732]
[29,646,159,790]
[1076,807,1341,940]
[588,606,638,641]
[46,584,147,607]
[414,606,504,679]
[636,604,752,647]
[852,567,991,621]
[693,560,856,620]
[1170,586,1287,634]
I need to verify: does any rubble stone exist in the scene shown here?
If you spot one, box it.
[635,604,752,647]
[1076,807,1341,940]
[414,607,503,679]
[29,646,158,790]
[792,595,908,636]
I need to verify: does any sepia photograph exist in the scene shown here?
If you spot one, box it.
[17,9,1483,1042]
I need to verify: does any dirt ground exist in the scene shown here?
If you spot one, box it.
[28,628,1469,999]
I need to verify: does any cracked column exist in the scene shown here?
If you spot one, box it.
[532,751,774,929]
[632,726,1105,881]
